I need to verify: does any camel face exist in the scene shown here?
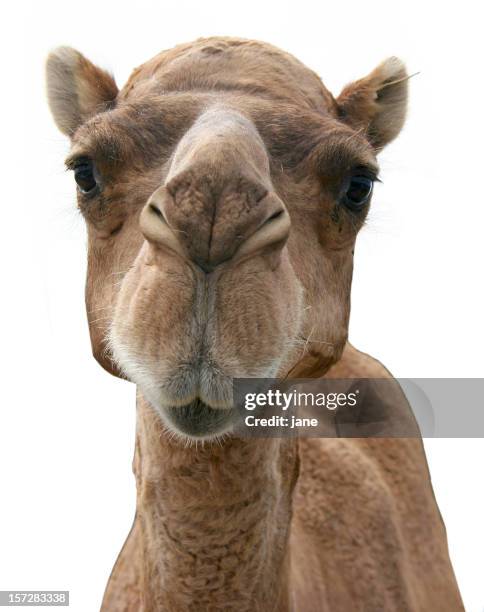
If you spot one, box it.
[46,38,408,439]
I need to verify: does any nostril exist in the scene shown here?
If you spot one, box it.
[233,206,290,263]
[140,201,187,260]
[149,204,165,223]
[266,209,284,223]
[259,209,285,230]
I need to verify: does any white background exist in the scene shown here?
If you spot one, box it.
[2,1,483,610]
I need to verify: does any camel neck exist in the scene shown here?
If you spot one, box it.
[133,394,298,612]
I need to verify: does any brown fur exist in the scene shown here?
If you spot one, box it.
[45,38,463,611]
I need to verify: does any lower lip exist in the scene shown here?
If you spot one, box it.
[164,399,235,438]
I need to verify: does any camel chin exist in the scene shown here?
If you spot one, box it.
[158,400,238,442]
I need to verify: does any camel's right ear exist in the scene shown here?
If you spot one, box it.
[46,47,118,137]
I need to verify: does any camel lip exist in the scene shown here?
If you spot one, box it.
[162,398,238,440]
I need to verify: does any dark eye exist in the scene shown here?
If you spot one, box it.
[342,175,374,210]
[74,159,98,194]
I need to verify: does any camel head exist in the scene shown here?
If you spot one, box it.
[46,39,408,440]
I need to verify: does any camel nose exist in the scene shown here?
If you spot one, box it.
[140,170,290,271]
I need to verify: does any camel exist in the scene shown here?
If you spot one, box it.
[46,38,464,611]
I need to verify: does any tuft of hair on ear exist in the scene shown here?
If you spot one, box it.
[45,47,118,137]
[337,57,410,151]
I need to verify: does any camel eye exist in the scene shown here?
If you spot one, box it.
[343,175,374,210]
[74,159,98,194]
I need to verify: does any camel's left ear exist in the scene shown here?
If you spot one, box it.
[46,47,118,137]
[337,57,409,150]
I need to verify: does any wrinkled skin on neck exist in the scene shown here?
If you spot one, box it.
[135,395,298,611]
